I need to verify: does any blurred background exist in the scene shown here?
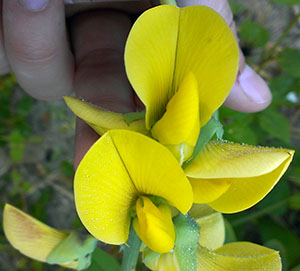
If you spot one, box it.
[0,0,300,270]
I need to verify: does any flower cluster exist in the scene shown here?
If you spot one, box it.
[3,3,294,271]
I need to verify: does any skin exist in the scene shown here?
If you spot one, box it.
[0,0,272,168]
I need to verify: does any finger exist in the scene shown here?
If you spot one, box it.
[71,10,135,167]
[176,0,272,112]
[224,65,272,112]
[65,0,158,17]
[3,0,74,100]
[0,0,10,74]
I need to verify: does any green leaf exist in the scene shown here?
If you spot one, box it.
[269,75,295,103]
[87,247,120,271]
[183,115,223,168]
[123,111,145,125]
[258,108,290,143]
[278,48,300,78]
[240,21,269,47]
[47,230,98,270]
[173,214,200,271]
[269,0,300,5]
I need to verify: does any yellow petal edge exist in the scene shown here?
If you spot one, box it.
[64,96,147,135]
[198,242,281,271]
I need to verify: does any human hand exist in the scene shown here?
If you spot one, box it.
[0,0,272,168]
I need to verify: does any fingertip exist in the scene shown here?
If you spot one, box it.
[224,65,272,113]
[3,0,74,100]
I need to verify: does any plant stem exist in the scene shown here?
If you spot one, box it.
[258,12,300,71]
[160,0,177,6]
[121,226,142,271]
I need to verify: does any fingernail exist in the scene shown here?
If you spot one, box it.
[18,0,49,12]
[239,65,271,104]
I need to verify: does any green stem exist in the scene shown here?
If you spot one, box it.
[121,226,142,271]
[160,0,177,6]
[258,12,300,71]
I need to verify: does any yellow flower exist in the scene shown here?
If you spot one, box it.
[65,4,239,163]
[74,129,193,253]
[143,205,282,271]
[3,204,96,270]
[64,4,294,214]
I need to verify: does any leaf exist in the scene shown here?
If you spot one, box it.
[269,0,300,5]
[173,214,200,271]
[183,115,223,168]
[86,248,120,271]
[123,111,145,125]
[258,108,290,143]
[278,48,300,78]
[269,75,295,103]
[240,21,269,47]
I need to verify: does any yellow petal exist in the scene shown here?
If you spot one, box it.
[184,140,294,213]
[133,197,175,253]
[152,72,200,147]
[125,6,238,128]
[158,252,179,271]
[189,204,225,250]
[197,242,281,271]
[143,249,179,271]
[189,178,230,203]
[173,6,239,126]
[208,157,293,213]
[125,5,179,128]
[75,133,136,245]
[75,130,193,245]
[3,204,77,269]
[106,130,193,214]
[185,140,293,178]
[165,143,194,166]
[64,96,147,135]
